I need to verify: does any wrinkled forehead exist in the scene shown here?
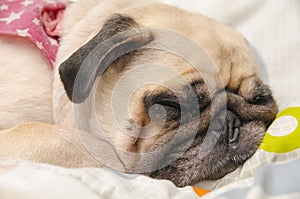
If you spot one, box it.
[120,47,224,96]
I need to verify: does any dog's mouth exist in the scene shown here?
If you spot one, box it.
[139,87,278,187]
[105,83,277,187]
[146,111,266,187]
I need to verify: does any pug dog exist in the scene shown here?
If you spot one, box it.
[0,0,278,187]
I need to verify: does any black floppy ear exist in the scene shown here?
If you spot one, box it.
[59,14,154,103]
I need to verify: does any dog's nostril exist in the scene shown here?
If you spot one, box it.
[228,127,240,144]
[210,111,242,144]
[233,118,241,128]
[226,111,241,144]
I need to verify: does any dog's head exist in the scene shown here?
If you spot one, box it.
[57,3,278,187]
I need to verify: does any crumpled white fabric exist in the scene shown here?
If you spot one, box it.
[0,160,198,199]
[201,158,300,199]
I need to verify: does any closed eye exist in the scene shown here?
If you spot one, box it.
[144,93,181,122]
[156,100,180,110]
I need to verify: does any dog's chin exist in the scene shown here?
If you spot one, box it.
[147,121,266,187]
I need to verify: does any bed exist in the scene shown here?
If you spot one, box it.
[1,0,300,198]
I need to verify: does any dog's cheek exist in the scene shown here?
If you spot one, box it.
[148,142,230,186]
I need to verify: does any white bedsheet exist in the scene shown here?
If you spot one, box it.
[0,160,198,199]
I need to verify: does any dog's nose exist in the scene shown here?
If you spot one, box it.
[210,111,241,144]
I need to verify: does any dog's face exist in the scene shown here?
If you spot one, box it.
[58,3,278,187]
